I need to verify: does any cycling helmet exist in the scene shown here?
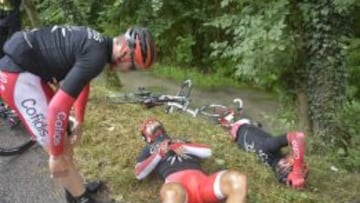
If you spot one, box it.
[125,26,156,69]
[275,156,294,184]
[140,118,166,143]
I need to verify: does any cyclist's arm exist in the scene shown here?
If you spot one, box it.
[48,41,106,156]
[48,66,99,156]
[135,146,163,180]
[48,89,75,156]
[73,84,90,124]
[170,141,212,159]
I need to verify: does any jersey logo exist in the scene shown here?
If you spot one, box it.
[86,28,104,42]
[50,25,81,37]
[0,71,7,92]
[243,131,256,153]
[165,153,192,165]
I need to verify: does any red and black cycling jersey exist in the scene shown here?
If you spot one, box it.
[135,139,212,180]
[0,25,112,98]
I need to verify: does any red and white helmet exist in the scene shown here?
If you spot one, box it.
[275,156,294,183]
[125,26,156,69]
[139,118,166,143]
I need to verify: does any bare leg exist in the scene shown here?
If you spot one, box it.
[45,135,86,197]
[160,182,187,203]
[220,170,247,203]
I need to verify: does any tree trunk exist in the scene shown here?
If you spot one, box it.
[296,91,312,134]
[22,0,41,27]
[303,1,348,142]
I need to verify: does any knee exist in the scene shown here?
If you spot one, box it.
[160,182,186,202]
[223,170,247,193]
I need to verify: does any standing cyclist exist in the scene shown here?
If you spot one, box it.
[227,118,308,189]
[135,118,247,203]
[0,25,156,203]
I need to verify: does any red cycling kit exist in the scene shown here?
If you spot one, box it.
[0,25,112,156]
[135,139,226,203]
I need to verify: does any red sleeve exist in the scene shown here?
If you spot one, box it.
[73,84,89,123]
[48,89,75,156]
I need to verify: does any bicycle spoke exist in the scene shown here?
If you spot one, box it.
[199,104,229,118]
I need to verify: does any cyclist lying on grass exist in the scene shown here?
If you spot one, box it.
[135,118,247,203]
[227,118,308,189]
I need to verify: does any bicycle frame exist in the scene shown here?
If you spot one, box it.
[166,100,200,117]
[166,97,244,119]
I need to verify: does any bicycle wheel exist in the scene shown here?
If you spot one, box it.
[0,120,36,156]
[198,104,230,118]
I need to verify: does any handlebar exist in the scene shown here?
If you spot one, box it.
[233,98,243,111]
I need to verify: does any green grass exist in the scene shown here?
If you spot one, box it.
[74,78,360,203]
[150,64,248,91]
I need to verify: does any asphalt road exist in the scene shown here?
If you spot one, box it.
[0,126,65,203]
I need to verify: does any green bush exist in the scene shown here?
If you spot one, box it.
[334,100,360,172]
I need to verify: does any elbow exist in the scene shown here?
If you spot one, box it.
[136,174,145,180]
[201,149,212,158]
[204,149,212,158]
[134,167,146,180]
[135,171,146,180]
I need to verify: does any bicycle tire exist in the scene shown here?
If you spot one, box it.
[0,116,75,156]
[0,140,36,156]
[198,104,230,118]
[0,121,36,156]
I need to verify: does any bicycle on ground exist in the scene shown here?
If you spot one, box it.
[107,79,252,123]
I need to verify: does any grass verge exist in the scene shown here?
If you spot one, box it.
[75,77,360,203]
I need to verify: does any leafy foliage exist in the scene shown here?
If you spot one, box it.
[346,37,360,99]
[35,0,86,25]
[207,0,295,88]
[300,0,350,142]
[334,100,360,171]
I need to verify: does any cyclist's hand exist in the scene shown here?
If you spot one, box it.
[158,139,170,157]
[69,122,83,146]
[49,155,70,178]
[170,143,189,158]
